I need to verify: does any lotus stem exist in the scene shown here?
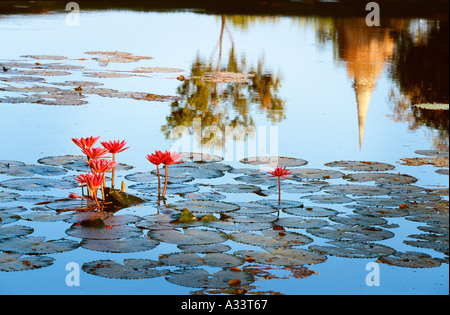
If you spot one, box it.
[111,153,116,189]
[156,165,161,197]
[162,164,168,198]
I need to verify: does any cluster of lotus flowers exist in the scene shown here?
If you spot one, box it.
[72,136,184,209]
[72,136,292,210]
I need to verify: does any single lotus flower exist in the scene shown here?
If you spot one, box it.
[161,151,184,198]
[268,166,292,203]
[86,158,117,174]
[101,140,129,189]
[75,173,90,196]
[72,136,100,149]
[146,150,165,197]
[81,146,108,161]
[85,172,105,208]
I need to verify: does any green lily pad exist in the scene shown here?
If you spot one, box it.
[289,168,344,180]
[304,195,353,204]
[235,248,327,266]
[240,156,308,167]
[344,173,418,185]
[82,259,168,279]
[255,199,303,210]
[159,252,243,268]
[282,205,338,217]
[177,243,231,253]
[324,160,396,172]
[274,217,329,229]
[129,183,199,196]
[309,240,396,258]
[66,224,142,240]
[377,251,443,268]
[0,225,34,239]
[182,191,226,201]
[329,214,388,226]
[19,212,73,222]
[168,200,240,215]
[322,184,389,197]
[165,268,255,289]
[80,237,160,253]
[307,225,394,242]
[352,206,409,218]
[0,177,77,191]
[179,152,224,163]
[148,228,228,245]
[0,236,79,254]
[212,184,262,194]
[0,164,67,177]
[0,251,54,272]
[230,230,313,247]
[267,183,321,194]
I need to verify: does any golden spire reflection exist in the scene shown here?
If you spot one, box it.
[336,18,396,149]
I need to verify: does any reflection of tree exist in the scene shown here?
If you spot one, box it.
[162,15,284,148]
[388,19,449,150]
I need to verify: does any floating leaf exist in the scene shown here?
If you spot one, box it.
[0,236,79,254]
[0,251,54,272]
[256,199,303,210]
[155,164,224,179]
[182,191,226,201]
[344,173,418,185]
[307,225,394,242]
[232,202,278,215]
[148,228,228,245]
[165,268,255,289]
[325,160,396,172]
[82,259,168,279]
[274,217,329,229]
[0,177,77,191]
[304,195,353,204]
[66,224,142,240]
[282,205,338,217]
[329,214,388,226]
[309,240,395,258]
[404,233,449,253]
[0,164,67,177]
[177,244,231,253]
[234,174,280,186]
[0,225,34,239]
[84,51,153,63]
[203,71,255,83]
[230,230,313,247]
[322,184,389,197]
[38,155,133,172]
[19,212,73,222]
[405,213,449,225]
[211,184,262,194]
[159,252,243,268]
[267,183,321,194]
[235,248,327,266]
[413,103,449,110]
[129,183,199,196]
[0,212,20,225]
[179,152,224,163]
[354,197,406,207]
[352,206,409,218]
[240,156,308,167]
[414,150,449,157]
[133,67,185,73]
[80,237,159,253]
[289,168,344,180]
[168,200,240,215]
[377,251,443,268]
[21,55,67,60]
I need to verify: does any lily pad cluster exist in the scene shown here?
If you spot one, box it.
[0,152,448,293]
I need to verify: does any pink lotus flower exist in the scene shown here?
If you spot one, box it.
[87,158,117,174]
[162,151,184,166]
[85,172,105,208]
[100,140,129,189]
[160,151,184,198]
[146,150,166,197]
[72,136,100,149]
[268,166,292,203]
[101,140,129,154]
[81,146,108,160]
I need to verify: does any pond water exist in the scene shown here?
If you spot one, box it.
[0,1,448,295]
